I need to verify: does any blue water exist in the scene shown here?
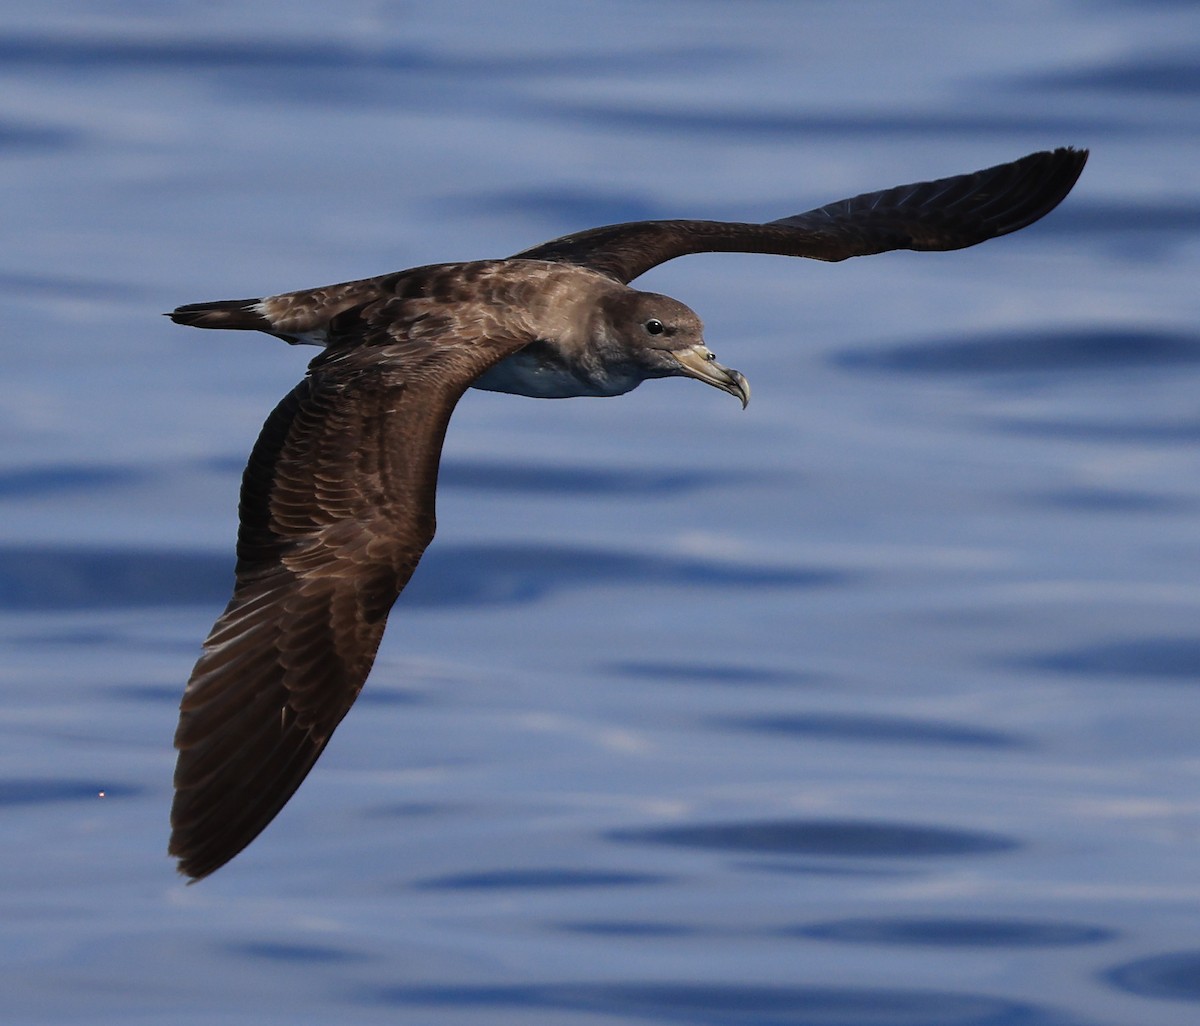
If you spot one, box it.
[3,2,1200,1023]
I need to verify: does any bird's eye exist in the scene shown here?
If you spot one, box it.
[644,319,665,336]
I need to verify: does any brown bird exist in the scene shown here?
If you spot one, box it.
[168,147,1087,879]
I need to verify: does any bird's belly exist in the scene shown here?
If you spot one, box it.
[470,345,639,399]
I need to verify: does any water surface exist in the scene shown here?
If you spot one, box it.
[3,3,1199,1024]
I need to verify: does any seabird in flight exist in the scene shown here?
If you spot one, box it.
[168,146,1087,879]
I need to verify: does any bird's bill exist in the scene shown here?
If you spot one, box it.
[671,345,751,408]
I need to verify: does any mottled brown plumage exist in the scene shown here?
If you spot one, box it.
[168,147,1086,879]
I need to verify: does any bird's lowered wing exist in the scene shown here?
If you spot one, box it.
[513,147,1087,285]
[170,302,532,880]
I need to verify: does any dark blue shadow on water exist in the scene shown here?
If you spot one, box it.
[0,271,148,300]
[607,819,1019,859]
[364,981,1089,1026]
[0,120,77,151]
[554,920,699,938]
[1104,950,1200,1002]
[0,32,728,78]
[0,545,233,611]
[989,415,1200,445]
[0,33,438,71]
[1026,47,1200,97]
[412,868,669,891]
[1035,201,1200,262]
[0,541,834,612]
[222,940,368,965]
[738,859,915,879]
[543,103,1119,142]
[1020,487,1191,514]
[1013,637,1200,681]
[206,455,764,498]
[14,626,153,650]
[0,463,147,499]
[0,32,733,111]
[366,801,458,820]
[714,713,1027,750]
[106,685,183,704]
[835,328,1200,377]
[401,544,841,609]
[438,458,754,497]
[791,917,1115,948]
[442,188,668,233]
[606,661,814,687]
[0,778,140,806]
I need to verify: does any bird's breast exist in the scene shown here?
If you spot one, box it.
[470,340,641,399]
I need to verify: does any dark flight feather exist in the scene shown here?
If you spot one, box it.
[513,147,1087,283]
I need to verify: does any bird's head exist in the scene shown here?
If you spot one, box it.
[599,289,750,407]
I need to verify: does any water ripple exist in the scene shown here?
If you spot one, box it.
[223,940,367,965]
[988,415,1200,444]
[0,545,231,611]
[713,713,1027,750]
[1104,950,1200,1001]
[792,917,1115,948]
[835,328,1200,376]
[0,464,147,500]
[607,819,1019,859]
[1040,200,1200,244]
[0,542,835,612]
[543,104,1120,141]
[412,868,669,891]
[1015,637,1200,681]
[1028,48,1200,97]
[0,778,140,806]
[364,981,1085,1025]
[437,458,754,496]
[442,188,667,231]
[1021,487,1190,514]
[0,120,77,151]
[606,661,811,687]
[554,920,699,938]
[401,544,842,609]
[0,33,730,77]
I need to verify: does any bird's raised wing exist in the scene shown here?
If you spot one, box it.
[170,302,532,880]
[513,147,1087,284]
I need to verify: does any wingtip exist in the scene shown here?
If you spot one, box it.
[1054,144,1090,174]
[1047,144,1090,209]
[169,833,229,882]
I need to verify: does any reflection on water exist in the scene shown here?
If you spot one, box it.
[4,2,1199,1024]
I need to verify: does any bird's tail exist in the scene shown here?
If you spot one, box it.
[168,299,272,331]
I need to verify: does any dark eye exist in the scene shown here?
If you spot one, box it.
[644,319,665,336]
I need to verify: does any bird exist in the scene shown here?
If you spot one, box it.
[167,146,1087,879]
